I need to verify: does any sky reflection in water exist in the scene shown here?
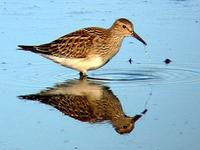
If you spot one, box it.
[0,0,200,150]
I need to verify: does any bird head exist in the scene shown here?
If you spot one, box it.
[112,18,147,45]
[113,114,142,134]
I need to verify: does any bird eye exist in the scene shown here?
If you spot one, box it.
[122,25,126,29]
[123,125,128,129]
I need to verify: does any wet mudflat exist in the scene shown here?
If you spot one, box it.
[0,0,200,150]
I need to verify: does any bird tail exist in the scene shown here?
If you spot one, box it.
[17,45,37,52]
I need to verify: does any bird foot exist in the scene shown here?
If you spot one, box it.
[79,72,88,80]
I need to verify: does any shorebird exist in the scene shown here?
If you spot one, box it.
[18,18,146,78]
[18,79,146,134]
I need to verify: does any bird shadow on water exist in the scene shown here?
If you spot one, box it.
[16,65,200,134]
[18,78,148,135]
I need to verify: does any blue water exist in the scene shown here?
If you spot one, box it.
[1,0,200,150]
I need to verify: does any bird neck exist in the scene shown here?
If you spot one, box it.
[108,27,125,39]
[111,114,129,128]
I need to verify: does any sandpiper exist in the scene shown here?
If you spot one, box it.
[18,18,146,78]
[19,79,144,134]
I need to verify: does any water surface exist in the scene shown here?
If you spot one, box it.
[1,0,200,150]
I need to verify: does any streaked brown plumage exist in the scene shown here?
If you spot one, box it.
[18,79,145,134]
[18,18,146,78]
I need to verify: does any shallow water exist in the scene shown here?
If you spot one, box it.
[1,0,200,150]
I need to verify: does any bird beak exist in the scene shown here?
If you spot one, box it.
[131,115,142,123]
[132,32,147,46]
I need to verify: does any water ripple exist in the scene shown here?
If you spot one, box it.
[1,63,200,88]
[88,65,200,85]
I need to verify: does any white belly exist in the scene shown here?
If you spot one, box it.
[43,54,104,73]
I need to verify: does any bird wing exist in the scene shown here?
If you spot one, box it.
[18,94,97,122]
[19,29,97,58]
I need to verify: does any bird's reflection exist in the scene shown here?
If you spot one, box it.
[18,79,147,134]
